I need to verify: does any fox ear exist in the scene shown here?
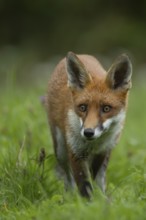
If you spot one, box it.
[66,51,91,90]
[106,54,132,90]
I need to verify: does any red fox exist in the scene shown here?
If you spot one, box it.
[46,52,132,198]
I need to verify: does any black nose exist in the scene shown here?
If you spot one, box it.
[84,128,94,138]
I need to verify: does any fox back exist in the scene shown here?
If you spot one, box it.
[46,52,132,198]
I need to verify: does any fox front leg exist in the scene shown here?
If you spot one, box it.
[90,150,111,193]
[69,152,93,198]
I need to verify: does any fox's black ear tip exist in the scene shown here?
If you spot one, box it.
[66,51,76,59]
[67,51,74,55]
[116,54,132,73]
[118,54,132,64]
[120,53,129,59]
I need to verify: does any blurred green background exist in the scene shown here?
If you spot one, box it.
[0,0,146,85]
[0,2,146,218]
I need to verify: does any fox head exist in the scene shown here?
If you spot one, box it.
[66,52,132,140]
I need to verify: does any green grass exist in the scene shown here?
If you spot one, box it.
[0,81,146,220]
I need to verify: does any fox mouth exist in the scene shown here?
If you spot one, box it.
[80,126,108,141]
[81,118,115,141]
[81,136,96,143]
[86,137,96,141]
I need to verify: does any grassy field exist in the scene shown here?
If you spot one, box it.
[0,79,146,220]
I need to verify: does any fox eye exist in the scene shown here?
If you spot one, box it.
[102,105,112,113]
[79,104,87,112]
